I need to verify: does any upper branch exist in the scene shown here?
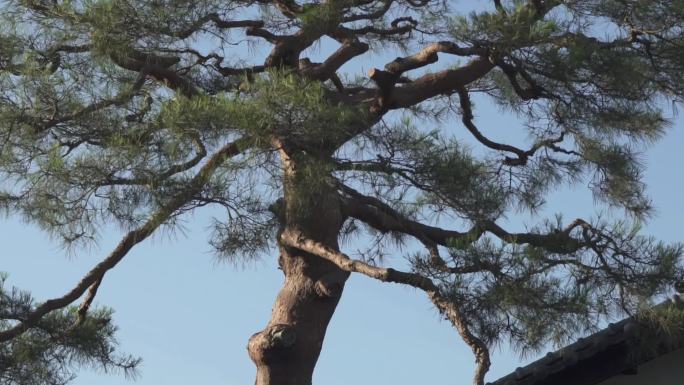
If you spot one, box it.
[342,0,394,22]
[368,53,495,113]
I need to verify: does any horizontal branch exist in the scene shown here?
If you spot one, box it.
[340,184,586,254]
[385,42,488,74]
[341,16,417,37]
[340,186,471,247]
[342,0,394,22]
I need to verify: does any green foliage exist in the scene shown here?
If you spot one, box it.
[413,217,683,354]
[0,274,140,385]
[1,0,684,382]
[628,300,684,362]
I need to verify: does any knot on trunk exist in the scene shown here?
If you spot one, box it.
[248,323,297,364]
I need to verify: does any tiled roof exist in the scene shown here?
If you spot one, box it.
[487,292,684,385]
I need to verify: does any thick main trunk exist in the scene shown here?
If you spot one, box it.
[248,149,348,385]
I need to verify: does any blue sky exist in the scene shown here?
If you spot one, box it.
[3,2,684,384]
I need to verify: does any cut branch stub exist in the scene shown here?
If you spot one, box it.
[368,67,400,112]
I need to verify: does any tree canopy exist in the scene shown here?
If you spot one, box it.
[1,1,684,384]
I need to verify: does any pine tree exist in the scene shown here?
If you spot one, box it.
[1,1,684,384]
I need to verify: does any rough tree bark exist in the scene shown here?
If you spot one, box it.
[248,146,349,385]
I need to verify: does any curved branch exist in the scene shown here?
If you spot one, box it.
[0,137,251,343]
[456,87,530,164]
[457,88,580,166]
[280,229,491,385]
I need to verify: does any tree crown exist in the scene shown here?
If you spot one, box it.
[1,1,684,384]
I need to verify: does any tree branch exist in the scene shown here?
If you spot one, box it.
[340,184,586,254]
[342,0,394,22]
[0,137,251,343]
[300,41,369,82]
[166,13,264,39]
[280,228,491,385]
[377,57,495,112]
[456,88,580,166]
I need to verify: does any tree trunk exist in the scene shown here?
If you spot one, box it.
[248,147,349,385]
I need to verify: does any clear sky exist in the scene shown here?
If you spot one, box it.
[2,2,684,385]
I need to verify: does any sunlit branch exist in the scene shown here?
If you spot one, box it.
[377,57,495,112]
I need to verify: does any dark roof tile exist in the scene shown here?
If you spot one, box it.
[487,293,684,385]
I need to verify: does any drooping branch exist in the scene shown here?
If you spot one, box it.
[34,70,147,133]
[0,137,251,343]
[280,229,491,385]
[456,87,580,166]
[101,134,208,187]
